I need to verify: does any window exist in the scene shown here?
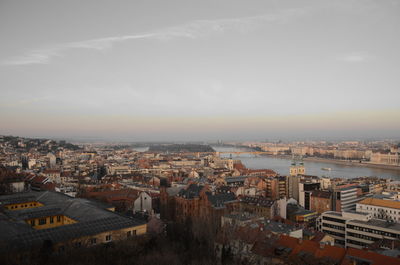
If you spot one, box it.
[133,230,136,236]
[90,238,97,245]
[50,217,54,224]
[57,216,61,222]
[105,235,112,242]
[39,218,46,225]
[30,220,35,226]
[127,231,131,237]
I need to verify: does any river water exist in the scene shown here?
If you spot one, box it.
[212,146,400,180]
[133,146,400,180]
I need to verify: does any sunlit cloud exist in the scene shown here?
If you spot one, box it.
[2,8,307,66]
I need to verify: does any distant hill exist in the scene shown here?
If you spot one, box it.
[0,135,82,151]
[148,144,215,153]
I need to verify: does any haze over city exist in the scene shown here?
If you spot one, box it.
[1,0,400,141]
[1,2,400,264]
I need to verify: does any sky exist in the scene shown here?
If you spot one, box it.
[0,0,399,141]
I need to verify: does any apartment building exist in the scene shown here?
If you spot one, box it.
[332,186,360,212]
[317,211,400,249]
[317,211,369,247]
[356,197,400,222]
[346,218,400,249]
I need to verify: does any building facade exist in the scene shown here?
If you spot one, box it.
[356,197,400,223]
[317,211,400,249]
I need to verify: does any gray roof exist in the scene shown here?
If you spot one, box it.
[6,216,145,250]
[262,220,300,234]
[372,193,396,200]
[287,204,316,216]
[206,192,237,208]
[0,191,146,251]
[178,184,204,199]
[348,218,400,231]
[166,186,183,196]
[0,194,37,205]
[14,207,62,220]
[225,176,248,183]
[240,196,275,208]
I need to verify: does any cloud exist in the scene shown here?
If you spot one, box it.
[337,52,374,63]
[2,8,307,66]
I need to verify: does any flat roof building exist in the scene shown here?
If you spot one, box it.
[317,211,400,249]
[357,197,400,223]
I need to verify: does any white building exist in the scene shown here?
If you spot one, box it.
[318,211,400,249]
[134,192,152,213]
[356,197,400,223]
[47,152,57,168]
[317,211,371,247]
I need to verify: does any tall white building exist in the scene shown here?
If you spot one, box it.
[47,152,57,168]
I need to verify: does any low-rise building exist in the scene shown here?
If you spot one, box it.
[357,197,400,223]
[317,211,400,249]
[310,190,332,214]
[0,191,146,252]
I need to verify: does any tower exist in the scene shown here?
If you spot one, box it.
[289,155,305,176]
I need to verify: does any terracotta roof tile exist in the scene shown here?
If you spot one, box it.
[358,197,400,210]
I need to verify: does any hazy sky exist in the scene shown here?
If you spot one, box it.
[1,0,399,141]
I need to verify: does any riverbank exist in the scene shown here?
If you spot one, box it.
[261,154,400,171]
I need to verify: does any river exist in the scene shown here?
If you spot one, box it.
[212,146,400,180]
[133,146,400,180]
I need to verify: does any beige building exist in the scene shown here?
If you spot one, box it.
[370,151,399,166]
[291,147,313,156]
[356,197,400,223]
[289,162,305,176]
[333,149,366,160]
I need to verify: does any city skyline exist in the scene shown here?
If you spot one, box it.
[1,0,400,141]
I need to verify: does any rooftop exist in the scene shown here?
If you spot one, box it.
[239,196,275,207]
[358,197,400,210]
[311,190,331,199]
[206,192,236,208]
[177,184,204,199]
[349,218,400,231]
[0,191,146,250]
